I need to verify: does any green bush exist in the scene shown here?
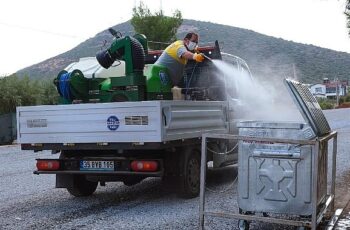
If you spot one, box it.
[0,75,58,114]
[317,98,334,110]
[344,94,350,102]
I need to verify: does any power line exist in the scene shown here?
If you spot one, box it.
[0,21,80,39]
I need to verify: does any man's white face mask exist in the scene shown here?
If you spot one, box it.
[187,41,197,51]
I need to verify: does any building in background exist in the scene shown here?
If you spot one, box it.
[309,78,348,99]
[309,83,326,98]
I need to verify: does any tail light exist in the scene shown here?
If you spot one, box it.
[36,160,60,171]
[131,160,158,172]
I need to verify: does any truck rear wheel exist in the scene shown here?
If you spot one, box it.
[66,175,98,197]
[179,147,201,198]
[123,176,144,186]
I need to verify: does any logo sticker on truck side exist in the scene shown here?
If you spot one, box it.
[107,116,120,131]
[27,119,47,128]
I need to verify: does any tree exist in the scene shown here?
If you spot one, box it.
[38,80,59,105]
[131,1,183,50]
[0,75,58,114]
[346,0,350,35]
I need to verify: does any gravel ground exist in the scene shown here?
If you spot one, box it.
[1,108,350,230]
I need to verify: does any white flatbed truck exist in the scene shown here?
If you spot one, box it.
[17,100,234,198]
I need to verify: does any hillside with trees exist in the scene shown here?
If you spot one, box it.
[15,19,350,84]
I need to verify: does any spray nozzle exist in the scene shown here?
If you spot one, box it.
[202,54,212,61]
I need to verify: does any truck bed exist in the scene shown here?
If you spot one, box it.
[17,101,228,145]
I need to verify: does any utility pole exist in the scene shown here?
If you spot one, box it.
[336,77,340,107]
[292,64,297,80]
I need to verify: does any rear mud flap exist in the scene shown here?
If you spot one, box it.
[56,174,74,188]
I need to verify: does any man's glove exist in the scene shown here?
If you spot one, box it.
[193,53,204,62]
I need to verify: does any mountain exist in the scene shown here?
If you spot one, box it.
[16,19,350,84]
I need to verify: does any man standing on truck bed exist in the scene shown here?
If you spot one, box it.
[155,32,205,87]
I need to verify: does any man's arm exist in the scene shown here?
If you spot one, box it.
[181,51,204,62]
[181,51,196,60]
[178,45,204,62]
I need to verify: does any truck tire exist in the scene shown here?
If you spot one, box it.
[179,147,201,198]
[59,151,98,197]
[66,175,98,197]
[123,176,143,186]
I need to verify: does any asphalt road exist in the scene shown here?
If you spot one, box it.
[1,108,350,230]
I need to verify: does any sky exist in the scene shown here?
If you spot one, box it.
[0,0,349,76]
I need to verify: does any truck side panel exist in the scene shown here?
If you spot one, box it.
[161,101,228,141]
[17,102,162,144]
[17,101,228,145]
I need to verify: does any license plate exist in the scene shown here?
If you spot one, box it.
[80,160,114,171]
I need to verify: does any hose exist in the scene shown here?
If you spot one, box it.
[205,173,238,193]
[207,143,238,155]
[130,37,145,71]
[58,72,72,100]
[185,62,198,98]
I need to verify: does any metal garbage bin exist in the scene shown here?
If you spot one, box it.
[237,121,327,215]
[199,79,340,230]
[238,79,331,216]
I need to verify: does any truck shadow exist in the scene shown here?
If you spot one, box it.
[10,166,239,229]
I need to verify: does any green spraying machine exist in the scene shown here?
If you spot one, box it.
[54,29,173,104]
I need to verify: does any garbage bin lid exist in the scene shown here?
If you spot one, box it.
[284,79,331,136]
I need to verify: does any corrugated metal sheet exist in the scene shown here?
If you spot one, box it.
[0,113,16,145]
